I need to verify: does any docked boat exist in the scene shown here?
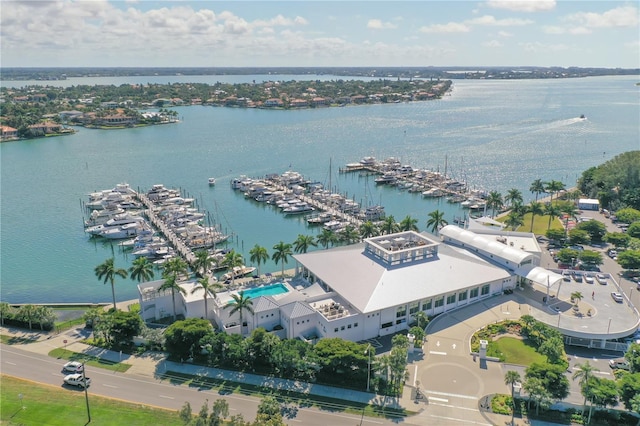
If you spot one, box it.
[221,265,257,281]
[208,177,216,185]
[283,202,314,215]
[100,222,147,239]
[307,212,333,225]
[374,173,397,185]
[85,212,145,235]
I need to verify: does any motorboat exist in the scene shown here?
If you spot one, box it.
[283,202,314,215]
[100,222,147,239]
[221,265,257,281]
[579,114,586,119]
[307,212,333,225]
[85,212,145,235]
[84,206,125,226]
[208,177,216,185]
[374,173,397,185]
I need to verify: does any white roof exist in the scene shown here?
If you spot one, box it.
[280,301,316,318]
[515,265,563,287]
[253,296,279,312]
[440,225,532,265]
[578,198,599,204]
[294,239,511,314]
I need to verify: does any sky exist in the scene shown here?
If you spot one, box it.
[1,0,638,68]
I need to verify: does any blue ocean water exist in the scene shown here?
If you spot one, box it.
[1,75,638,304]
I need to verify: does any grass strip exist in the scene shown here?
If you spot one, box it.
[1,375,184,426]
[0,334,40,345]
[49,348,132,373]
[161,370,412,420]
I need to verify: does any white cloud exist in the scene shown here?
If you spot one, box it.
[367,19,397,30]
[486,0,556,13]
[520,41,569,52]
[466,15,533,26]
[483,40,503,48]
[566,6,639,28]
[419,22,470,33]
[498,30,513,37]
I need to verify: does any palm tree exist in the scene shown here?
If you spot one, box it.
[272,241,293,278]
[426,210,447,235]
[544,203,562,230]
[317,228,337,249]
[192,250,214,278]
[527,201,544,233]
[95,257,128,310]
[381,215,399,235]
[399,215,419,232]
[249,244,269,276]
[340,224,361,244]
[191,277,223,319]
[163,257,189,282]
[224,290,254,334]
[486,191,503,218]
[529,179,546,203]
[573,361,599,415]
[571,291,583,307]
[413,311,429,331]
[158,274,186,321]
[359,221,379,239]
[560,202,580,238]
[505,211,524,231]
[505,188,523,208]
[504,370,522,426]
[129,256,154,283]
[293,234,317,254]
[545,180,566,204]
[223,249,244,287]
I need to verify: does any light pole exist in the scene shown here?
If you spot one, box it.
[82,362,91,423]
[365,344,372,392]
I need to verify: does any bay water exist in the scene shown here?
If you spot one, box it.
[1,75,638,304]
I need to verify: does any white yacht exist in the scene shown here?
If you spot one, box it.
[100,222,146,239]
[85,213,145,235]
[221,265,257,281]
[208,177,216,185]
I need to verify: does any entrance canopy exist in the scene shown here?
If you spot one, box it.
[515,265,563,288]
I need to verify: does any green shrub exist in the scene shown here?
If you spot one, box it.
[491,394,512,415]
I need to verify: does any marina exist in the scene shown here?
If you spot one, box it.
[2,76,638,304]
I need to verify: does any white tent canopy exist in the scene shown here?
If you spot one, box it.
[515,265,563,288]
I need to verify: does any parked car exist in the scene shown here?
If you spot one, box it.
[611,292,624,303]
[62,361,84,373]
[63,373,91,388]
[608,358,630,370]
[572,272,583,283]
[595,274,609,285]
[584,274,595,284]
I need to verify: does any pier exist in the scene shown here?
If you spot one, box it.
[136,193,196,264]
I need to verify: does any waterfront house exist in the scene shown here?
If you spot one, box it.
[1,125,19,141]
[289,99,308,108]
[27,121,61,136]
[264,98,284,108]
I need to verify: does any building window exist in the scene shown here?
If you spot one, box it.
[354,323,358,327]
[334,328,339,333]
[446,294,456,305]
[396,318,406,325]
[423,299,432,310]
[381,322,393,329]
[409,301,419,315]
[348,324,352,329]
[396,305,407,318]
[481,285,490,296]
[435,297,444,308]
[341,326,345,331]
[470,288,479,298]
[459,290,468,301]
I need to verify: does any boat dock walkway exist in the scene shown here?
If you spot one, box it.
[136,193,196,264]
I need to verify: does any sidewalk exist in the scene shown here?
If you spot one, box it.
[1,324,416,412]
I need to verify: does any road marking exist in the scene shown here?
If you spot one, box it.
[425,390,478,400]
[103,384,117,388]
[429,414,492,425]
[436,341,441,347]
[430,351,448,355]
[452,343,457,350]
[159,395,174,399]
[594,371,611,376]
[429,396,449,402]
[413,365,418,386]
[430,403,478,411]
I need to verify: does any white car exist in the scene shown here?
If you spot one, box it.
[595,274,608,285]
[608,358,630,370]
[63,373,91,388]
[611,292,624,303]
[62,361,84,373]
[584,274,595,284]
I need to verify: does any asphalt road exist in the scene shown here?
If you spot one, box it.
[0,344,418,426]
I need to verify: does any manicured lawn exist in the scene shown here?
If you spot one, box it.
[49,348,132,373]
[493,337,547,366]
[497,213,563,235]
[1,375,184,426]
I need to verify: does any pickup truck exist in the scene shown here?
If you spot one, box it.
[64,373,91,388]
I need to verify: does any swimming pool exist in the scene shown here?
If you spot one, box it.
[231,283,289,300]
